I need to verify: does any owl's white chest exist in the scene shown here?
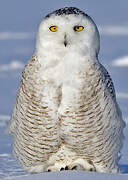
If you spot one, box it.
[39,54,95,120]
[41,54,89,88]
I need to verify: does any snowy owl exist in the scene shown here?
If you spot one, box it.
[8,7,125,173]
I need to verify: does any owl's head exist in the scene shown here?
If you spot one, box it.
[36,7,100,60]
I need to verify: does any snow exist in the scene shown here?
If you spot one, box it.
[3,170,128,180]
[0,115,10,127]
[0,154,10,157]
[0,61,24,72]
[112,56,128,67]
[99,26,128,36]
[0,115,10,121]
[117,92,128,99]
[0,0,128,179]
[0,32,34,40]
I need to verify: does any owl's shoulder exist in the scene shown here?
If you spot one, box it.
[22,54,41,79]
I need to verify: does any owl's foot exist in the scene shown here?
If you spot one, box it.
[59,162,95,171]
[47,166,59,172]
[67,159,96,172]
[47,165,82,172]
[47,165,69,172]
[67,163,85,170]
[47,159,96,172]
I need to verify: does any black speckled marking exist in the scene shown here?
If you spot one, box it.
[100,63,116,99]
[45,7,88,18]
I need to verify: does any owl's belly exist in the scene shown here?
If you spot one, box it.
[57,81,97,155]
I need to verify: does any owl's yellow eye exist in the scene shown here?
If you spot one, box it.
[74,26,84,32]
[49,26,58,32]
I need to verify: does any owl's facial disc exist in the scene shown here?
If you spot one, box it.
[36,7,100,57]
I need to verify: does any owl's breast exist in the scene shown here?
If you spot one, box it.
[41,56,90,88]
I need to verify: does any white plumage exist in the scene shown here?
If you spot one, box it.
[8,7,125,173]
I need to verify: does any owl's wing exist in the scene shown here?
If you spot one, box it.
[99,63,116,99]
[7,55,47,136]
[7,55,59,171]
[7,55,38,135]
[99,62,126,132]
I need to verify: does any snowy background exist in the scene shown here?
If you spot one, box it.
[0,0,128,179]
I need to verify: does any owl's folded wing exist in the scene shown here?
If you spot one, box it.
[100,63,116,99]
[7,55,40,135]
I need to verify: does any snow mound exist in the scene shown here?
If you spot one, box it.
[0,115,10,127]
[117,92,128,99]
[0,32,34,40]
[99,26,128,36]
[112,56,128,67]
[0,61,24,72]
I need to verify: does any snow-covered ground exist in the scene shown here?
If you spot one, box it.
[3,171,128,180]
[0,0,128,179]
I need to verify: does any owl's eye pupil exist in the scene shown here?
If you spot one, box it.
[74,26,84,32]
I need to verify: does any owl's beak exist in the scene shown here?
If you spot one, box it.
[64,34,68,47]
